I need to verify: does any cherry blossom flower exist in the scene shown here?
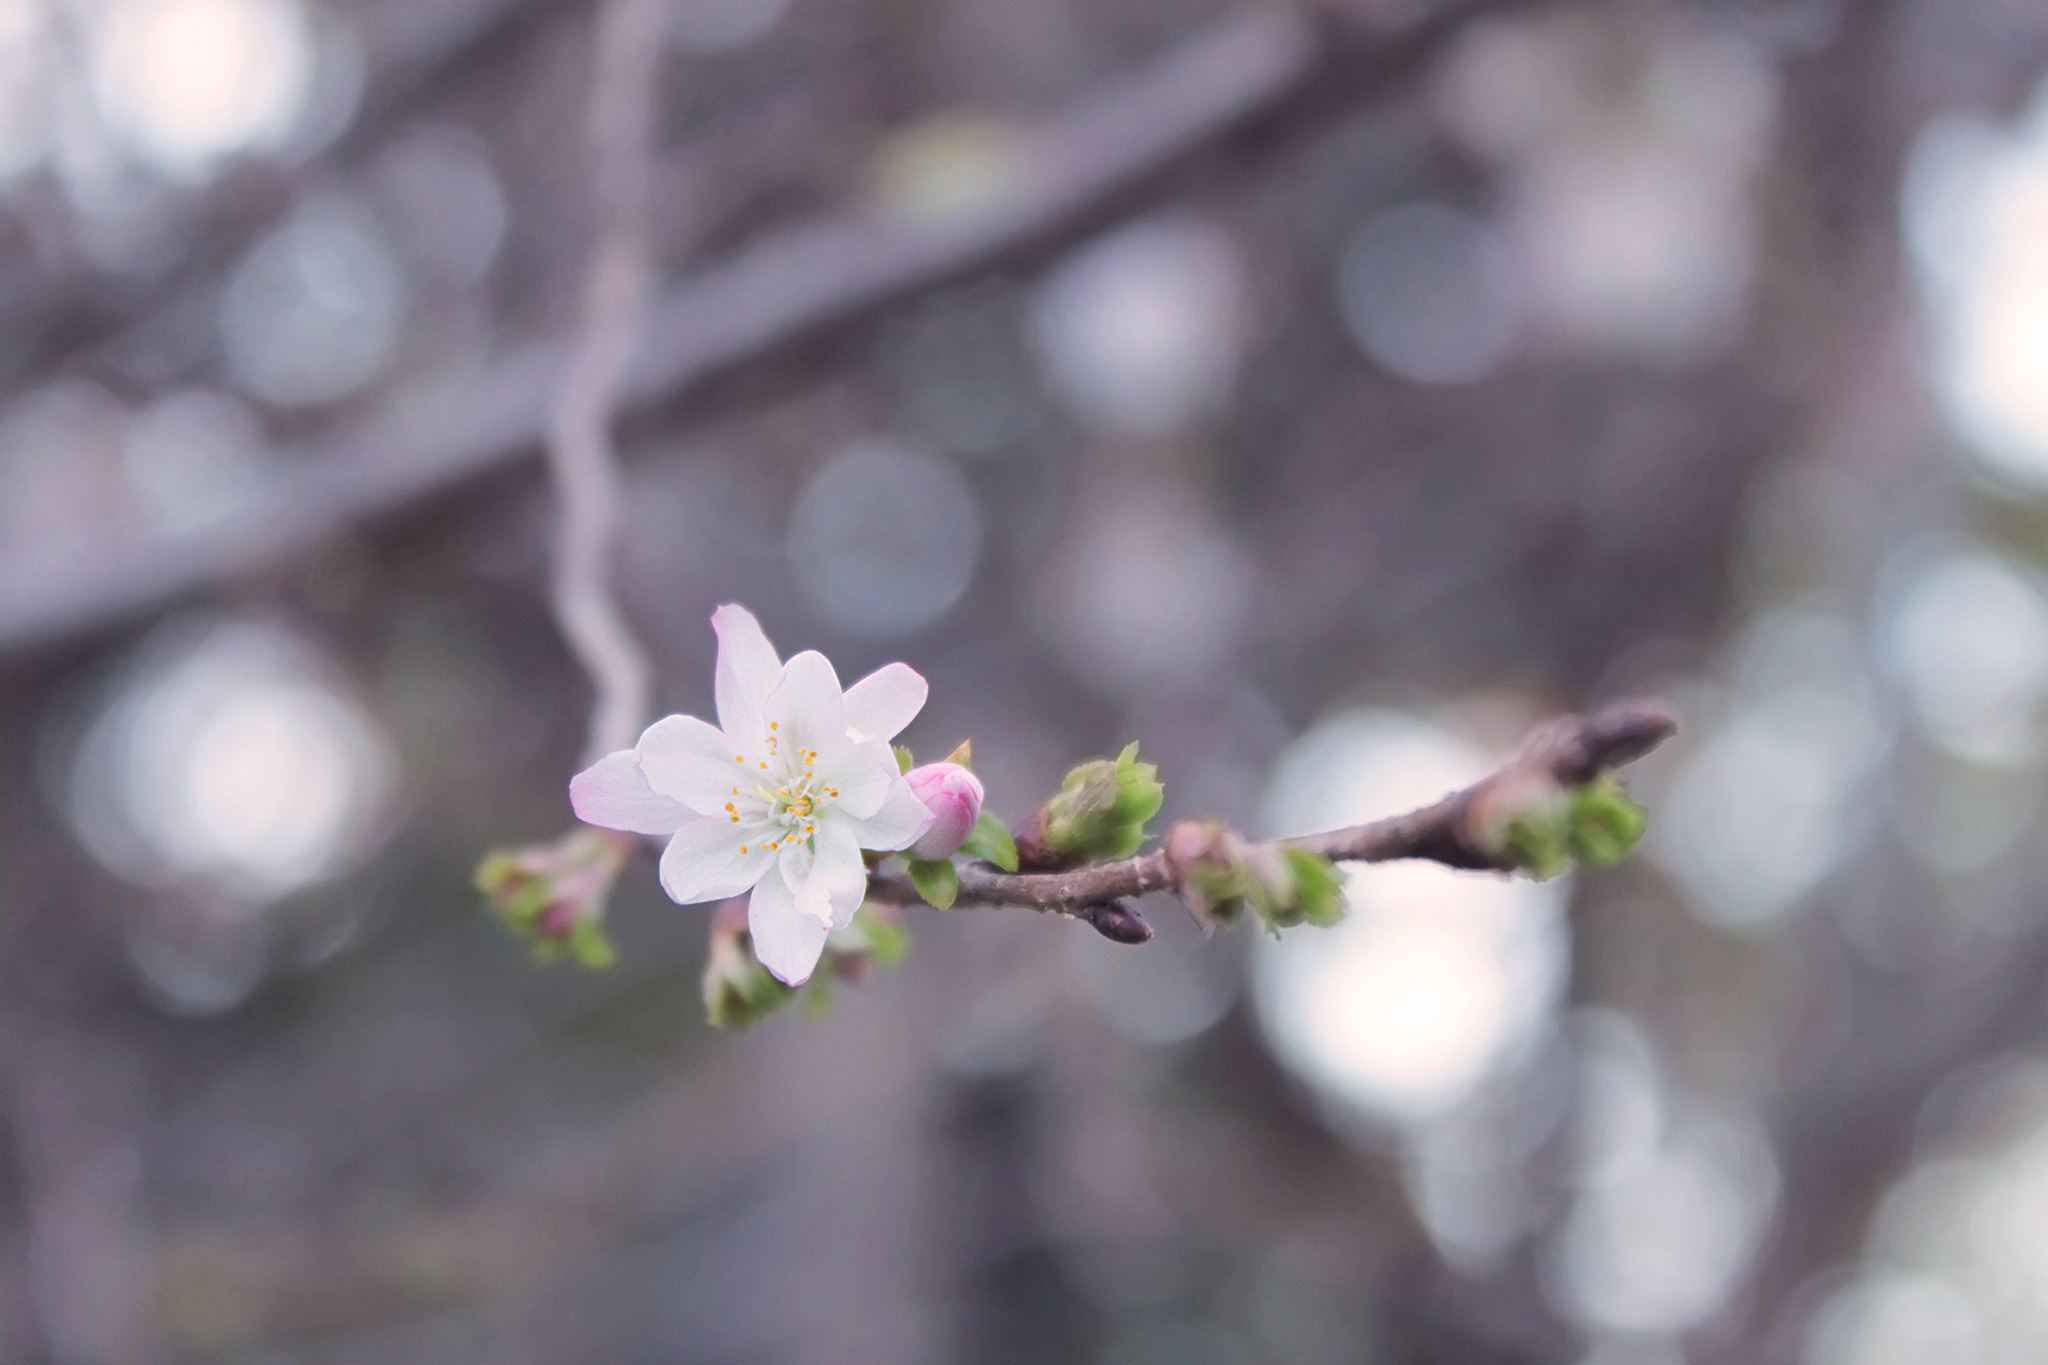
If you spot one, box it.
[569,605,933,984]
[903,762,984,859]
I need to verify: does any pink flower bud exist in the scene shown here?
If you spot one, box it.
[903,762,985,860]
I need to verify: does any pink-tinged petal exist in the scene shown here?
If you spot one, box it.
[808,820,870,929]
[712,604,781,738]
[569,750,691,835]
[837,776,933,852]
[658,818,775,904]
[842,662,927,742]
[637,714,747,816]
[763,650,846,759]
[747,870,830,985]
[904,762,984,859]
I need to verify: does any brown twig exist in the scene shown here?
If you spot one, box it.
[547,0,664,761]
[0,0,1534,658]
[865,700,1677,928]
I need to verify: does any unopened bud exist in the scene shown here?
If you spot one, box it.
[904,761,985,860]
[702,901,912,1030]
[1164,819,1345,932]
[1037,742,1164,862]
[1083,899,1153,944]
[703,898,795,1029]
[1164,819,1253,928]
[1467,767,1643,879]
[475,828,625,968]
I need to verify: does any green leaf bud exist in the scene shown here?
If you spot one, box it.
[702,903,913,1030]
[475,828,626,967]
[1038,742,1165,861]
[1567,774,1648,867]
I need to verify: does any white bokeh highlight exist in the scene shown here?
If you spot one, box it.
[787,438,981,636]
[1030,215,1248,436]
[1878,547,2048,766]
[1338,203,1519,384]
[1254,710,1567,1125]
[90,0,314,177]
[1554,1014,1779,1339]
[1905,81,2048,492]
[66,618,396,899]
[1812,1060,2048,1365]
[1437,16,1778,365]
[221,202,404,407]
[122,388,267,535]
[1652,610,1885,928]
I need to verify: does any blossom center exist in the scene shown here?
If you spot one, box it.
[766,740,839,823]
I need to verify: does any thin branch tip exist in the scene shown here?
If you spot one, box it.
[862,698,1679,920]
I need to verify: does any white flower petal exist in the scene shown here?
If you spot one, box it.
[638,714,750,815]
[659,817,775,904]
[764,650,846,760]
[774,842,830,927]
[842,662,928,742]
[809,819,871,928]
[778,833,815,896]
[839,776,934,851]
[748,870,830,985]
[569,750,691,835]
[713,604,781,739]
[827,736,899,819]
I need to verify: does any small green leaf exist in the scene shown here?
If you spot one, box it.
[1503,801,1574,880]
[1568,775,1648,867]
[567,919,617,969]
[703,932,799,1029]
[908,858,960,910]
[843,908,911,964]
[942,739,973,767]
[1111,743,1164,826]
[1279,847,1346,928]
[893,744,915,774]
[958,811,1019,871]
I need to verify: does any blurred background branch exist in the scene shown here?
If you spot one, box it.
[545,0,663,760]
[0,0,1524,658]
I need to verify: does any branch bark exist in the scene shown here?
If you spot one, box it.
[864,700,1676,927]
[0,0,1535,658]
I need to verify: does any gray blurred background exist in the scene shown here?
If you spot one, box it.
[3,0,2048,1360]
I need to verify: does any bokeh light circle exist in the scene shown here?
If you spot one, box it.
[91,0,314,177]
[221,205,404,407]
[1253,710,1566,1126]
[787,438,981,636]
[65,617,397,899]
[1337,203,1519,384]
[1029,215,1248,435]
